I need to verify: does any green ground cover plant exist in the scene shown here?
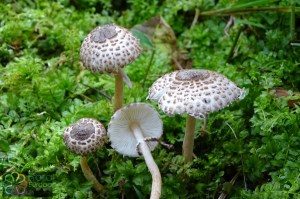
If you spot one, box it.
[0,0,300,198]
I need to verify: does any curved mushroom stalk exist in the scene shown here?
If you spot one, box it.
[130,123,162,199]
[80,156,105,193]
[108,103,163,199]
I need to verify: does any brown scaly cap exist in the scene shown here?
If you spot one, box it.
[147,69,245,119]
[63,118,107,156]
[80,24,142,74]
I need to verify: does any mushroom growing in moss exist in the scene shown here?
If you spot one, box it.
[147,69,245,163]
[80,24,142,112]
[108,103,163,199]
[63,118,107,193]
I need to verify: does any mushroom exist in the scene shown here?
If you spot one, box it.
[147,69,245,163]
[107,103,162,199]
[80,24,143,111]
[63,118,107,193]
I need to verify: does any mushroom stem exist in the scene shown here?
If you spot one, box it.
[130,123,162,199]
[80,156,105,193]
[114,70,123,112]
[182,115,196,163]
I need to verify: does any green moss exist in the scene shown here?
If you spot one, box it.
[1,0,300,198]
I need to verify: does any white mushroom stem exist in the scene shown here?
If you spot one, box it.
[114,70,123,112]
[182,115,196,163]
[130,123,162,199]
[80,156,105,193]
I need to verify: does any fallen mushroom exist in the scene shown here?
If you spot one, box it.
[63,118,107,193]
[147,69,245,163]
[108,103,163,199]
[80,24,142,111]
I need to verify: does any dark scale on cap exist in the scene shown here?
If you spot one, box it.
[176,69,210,81]
[91,25,118,43]
[63,118,107,156]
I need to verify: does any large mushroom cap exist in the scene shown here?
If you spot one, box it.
[108,103,163,157]
[147,69,245,119]
[80,24,142,74]
[63,118,107,156]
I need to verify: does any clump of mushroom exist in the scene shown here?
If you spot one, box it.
[63,118,107,193]
[108,103,163,199]
[147,69,245,163]
[80,24,142,111]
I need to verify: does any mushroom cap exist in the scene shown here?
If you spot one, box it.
[80,24,142,74]
[147,69,245,119]
[63,118,107,156]
[108,103,163,157]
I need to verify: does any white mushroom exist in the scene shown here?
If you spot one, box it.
[108,103,162,199]
[80,24,142,111]
[63,118,107,193]
[147,69,245,162]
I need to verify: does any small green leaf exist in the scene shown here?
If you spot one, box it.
[131,29,154,49]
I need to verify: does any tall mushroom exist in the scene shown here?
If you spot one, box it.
[63,118,107,193]
[147,69,245,163]
[80,24,142,112]
[107,103,162,199]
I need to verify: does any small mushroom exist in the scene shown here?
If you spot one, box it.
[63,118,107,193]
[80,24,142,111]
[108,103,163,199]
[147,69,245,163]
